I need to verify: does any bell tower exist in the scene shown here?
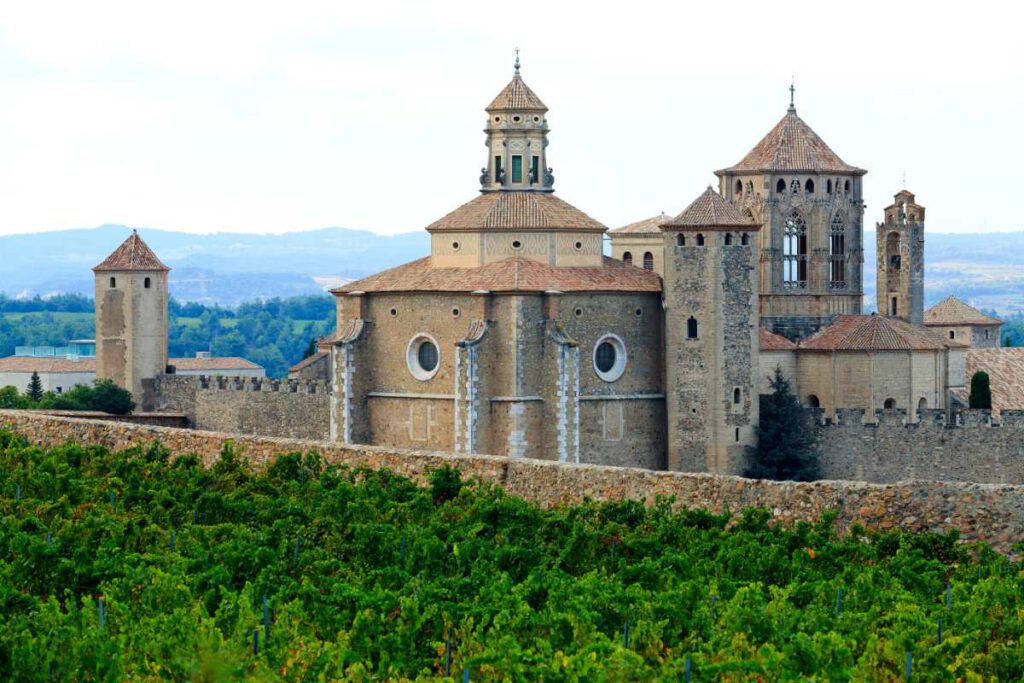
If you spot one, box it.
[877,190,925,323]
[480,52,553,193]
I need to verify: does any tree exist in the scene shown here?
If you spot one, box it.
[26,372,44,402]
[90,379,135,415]
[969,371,992,410]
[302,337,320,360]
[746,366,819,482]
[0,386,29,409]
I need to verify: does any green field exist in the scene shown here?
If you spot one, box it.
[175,317,320,333]
[1,431,1021,680]
[2,312,93,324]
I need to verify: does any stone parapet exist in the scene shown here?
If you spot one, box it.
[1,410,1021,556]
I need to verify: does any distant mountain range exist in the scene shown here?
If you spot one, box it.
[2,225,1022,313]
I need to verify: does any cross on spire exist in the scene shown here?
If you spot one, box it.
[788,78,796,112]
[514,47,520,74]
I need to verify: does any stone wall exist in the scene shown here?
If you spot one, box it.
[152,375,330,440]
[1,410,1021,555]
[813,408,1024,484]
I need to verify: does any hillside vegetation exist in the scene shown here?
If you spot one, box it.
[0,433,1021,680]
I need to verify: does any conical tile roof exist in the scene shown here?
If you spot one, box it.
[661,187,756,229]
[486,72,547,111]
[924,295,1002,326]
[93,230,170,272]
[799,315,960,351]
[719,108,864,175]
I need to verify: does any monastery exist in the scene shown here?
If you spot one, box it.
[79,58,1018,474]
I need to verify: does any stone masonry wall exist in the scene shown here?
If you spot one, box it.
[813,408,1024,484]
[153,375,330,441]
[2,410,1021,555]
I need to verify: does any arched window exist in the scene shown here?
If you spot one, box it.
[741,233,749,246]
[826,179,833,194]
[805,178,815,194]
[686,317,698,339]
[734,179,742,194]
[829,212,846,289]
[806,394,820,408]
[885,231,901,294]
[144,277,151,289]
[891,297,898,316]
[623,251,633,265]
[776,178,786,194]
[642,252,654,270]
[676,234,686,247]
[918,397,928,412]
[724,233,733,246]
[696,233,705,246]
[733,387,741,404]
[790,179,801,194]
[782,211,808,288]
[844,179,851,193]
[949,330,955,340]
[109,277,116,288]
[883,398,896,410]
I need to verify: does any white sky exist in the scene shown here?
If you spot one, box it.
[0,0,1020,236]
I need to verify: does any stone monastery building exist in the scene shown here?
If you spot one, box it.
[85,58,1014,475]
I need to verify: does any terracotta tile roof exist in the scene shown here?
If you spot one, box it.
[0,357,96,373]
[288,350,328,374]
[427,191,606,233]
[333,256,662,295]
[93,230,170,272]
[965,348,1024,413]
[718,109,864,175]
[486,72,547,111]
[662,187,757,229]
[760,327,798,351]
[924,295,1002,326]
[611,213,672,236]
[798,315,961,351]
[169,357,263,371]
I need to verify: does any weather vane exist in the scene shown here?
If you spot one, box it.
[514,47,520,73]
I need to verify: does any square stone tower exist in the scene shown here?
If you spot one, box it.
[93,230,170,410]
[877,190,925,323]
[661,188,761,474]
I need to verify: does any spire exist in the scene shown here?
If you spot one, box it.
[93,230,170,272]
[514,47,520,75]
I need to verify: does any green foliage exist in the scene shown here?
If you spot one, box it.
[969,371,992,410]
[0,387,28,409]
[12,379,136,415]
[87,379,135,415]
[429,464,463,504]
[1,433,1021,680]
[26,372,43,402]
[748,366,820,481]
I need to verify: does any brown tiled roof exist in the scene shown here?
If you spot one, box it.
[965,348,1024,414]
[760,328,798,351]
[718,109,864,175]
[427,192,606,233]
[169,357,263,371]
[799,315,961,351]
[93,230,170,272]
[662,187,756,229]
[288,350,328,374]
[923,295,1002,326]
[486,73,547,111]
[611,213,672,236]
[333,256,662,295]
[0,357,96,373]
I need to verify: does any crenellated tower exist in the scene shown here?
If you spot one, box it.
[877,190,925,323]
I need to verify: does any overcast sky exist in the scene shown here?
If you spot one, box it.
[0,1,1020,237]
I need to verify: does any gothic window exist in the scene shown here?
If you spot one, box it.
[828,212,846,289]
[790,179,800,194]
[676,234,685,247]
[511,155,523,183]
[530,156,539,184]
[724,234,733,246]
[696,233,705,246]
[109,277,116,288]
[805,178,815,194]
[782,210,808,288]
[885,232,901,293]
[891,297,898,316]
[622,251,632,265]
[687,317,698,339]
[741,233,749,246]
[776,178,786,194]
[826,179,833,194]
[746,181,754,194]
[494,156,502,183]
[642,252,654,270]
[844,179,851,193]
[733,387,741,404]
[735,179,742,194]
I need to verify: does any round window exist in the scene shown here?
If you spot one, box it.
[512,240,523,250]
[407,334,441,381]
[452,241,460,251]
[389,308,398,317]
[512,115,521,122]
[574,240,583,250]
[452,307,461,318]
[592,334,627,382]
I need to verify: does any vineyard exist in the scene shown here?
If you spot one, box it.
[0,430,1022,681]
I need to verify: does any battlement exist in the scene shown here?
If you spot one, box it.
[815,407,1023,429]
[193,374,330,395]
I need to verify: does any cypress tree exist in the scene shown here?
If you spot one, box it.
[746,366,819,482]
[26,371,44,403]
[969,371,992,410]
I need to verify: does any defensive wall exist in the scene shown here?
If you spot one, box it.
[1,410,1021,556]
[152,375,330,441]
